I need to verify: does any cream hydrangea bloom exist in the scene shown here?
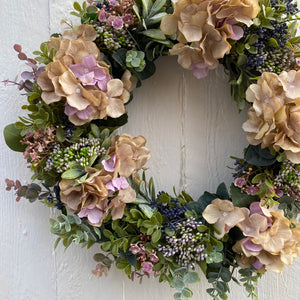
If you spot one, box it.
[161,0,260,70]
[243,70,300,163]
[112,134,152,178]
[202,198,245,238]
[232,210,300,273]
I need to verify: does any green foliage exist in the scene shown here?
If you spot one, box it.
[50,214,100,249]
[15,84,66,135]
[126,49,146,72]
[244,145,278,167]
[112,48,156,81]
[133,0,173,61]
[33,42,56,64]
[230,185,259,208]
[70,1,98,23]
[239,268,262,299]
[186,183,229,215]
[206,265,232,300]
[278,195,300,219]
[3,124,26,152]
[16,182,42,203]
[169,267,200,299]
[93,253,113,269]
[223,0,300,109]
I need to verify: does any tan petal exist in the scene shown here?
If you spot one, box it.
[106,98,126,118]
[160,14,178,35]
[202,203,221,224]
[107,79,124,98]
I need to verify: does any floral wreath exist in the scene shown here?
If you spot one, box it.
[4,0,300,299]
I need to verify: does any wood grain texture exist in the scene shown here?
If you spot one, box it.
[0,0,299,299]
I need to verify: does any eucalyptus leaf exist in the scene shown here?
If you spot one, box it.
[183,272,200,284]
[3,124,26,152]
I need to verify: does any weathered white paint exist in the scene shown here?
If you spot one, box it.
[0,0,300,299]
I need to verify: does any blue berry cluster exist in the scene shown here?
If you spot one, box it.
[245,20,290,71]
[61,115,76,138]
[233,159,247,179]
[47,185,64,211]
[151,192,187,233]
[271,0,299,15]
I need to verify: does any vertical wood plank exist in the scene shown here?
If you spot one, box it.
[0,1,58,300]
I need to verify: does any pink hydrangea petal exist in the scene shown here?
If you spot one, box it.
[112,178,123,190]
[252,259,264,270]
[106,181,116,195]
[87,207,103,224]
[69,64,86,77]
[79,72,97,85]
[102,153,116,172]
[78,208,89,218]
[141,262,153,275]
[249,202,263,215]
[76,106,93,120]
[189,62,215,79]
[64,103,78,116]
[193,67,210,79]
[82,55,97,69]
[243,237,263,252]
[21,71,34,80]
[119,177,129,189]
[109,16,123,30]
[230,25,244,41]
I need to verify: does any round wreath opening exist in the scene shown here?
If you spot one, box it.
[4,0,300,299]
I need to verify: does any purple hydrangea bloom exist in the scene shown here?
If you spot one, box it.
[69,55,111,91]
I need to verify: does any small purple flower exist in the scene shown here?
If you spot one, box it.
[108,16,123,30]
[78,206,103,224]
[98,10,107,22]
[141,261,153,275]
[148,253,159,264]
[234,177,246,188]
[109,0,119,6]
[123,14,133,24]
[102,153,116,172]
[246,186,259,195]
[69,55,111,91]
[129,244,140,255]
